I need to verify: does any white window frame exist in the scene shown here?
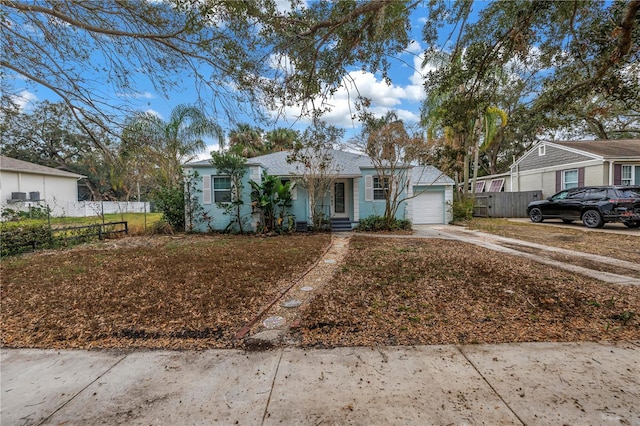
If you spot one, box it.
[538,145,546,156]
[213,176,232,203]
[475,181,486,193]
[563,169,579,189]
[621,165,633,186]
[487,178,504,192]
[373,176,391,201]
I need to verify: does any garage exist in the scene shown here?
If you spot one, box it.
[411,189,445,224]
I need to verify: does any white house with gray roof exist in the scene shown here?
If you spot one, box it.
[1,156,84,217]
[185,149,454,231]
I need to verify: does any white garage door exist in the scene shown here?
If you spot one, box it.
[412,190,444,224]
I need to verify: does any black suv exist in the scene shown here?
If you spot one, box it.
[527,186,640,228]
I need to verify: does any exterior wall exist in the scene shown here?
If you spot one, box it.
[512,163,604,198]
[185,165,260,232]
[357,168,409,221]
[1,170,79,216]
[517,144,593,172]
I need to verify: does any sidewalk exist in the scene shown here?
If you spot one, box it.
[2,341,639,425]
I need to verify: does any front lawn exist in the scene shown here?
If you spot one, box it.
[296,237,640,347]
[0,234,330,349]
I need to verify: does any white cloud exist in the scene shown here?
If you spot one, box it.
[11,90,38,111]
[145,108,163,118]
[116,91,155,99]
[404,40,423,55]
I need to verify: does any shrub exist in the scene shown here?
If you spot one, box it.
[0,223,56,257]
[355,215,412,232]
[449,199,475,222]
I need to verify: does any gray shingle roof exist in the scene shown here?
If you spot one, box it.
[551,139,640,157]
[187,151,454,185]
[0,156,85,178]
[188,149,376,176]
[412,165,455,185]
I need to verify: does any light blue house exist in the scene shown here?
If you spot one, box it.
[184,149,454,232]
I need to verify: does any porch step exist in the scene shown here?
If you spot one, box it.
[330,217,352,232]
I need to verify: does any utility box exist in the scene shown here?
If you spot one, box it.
[29,191,41,201]
[11,192,27,201]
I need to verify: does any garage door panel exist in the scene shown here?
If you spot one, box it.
[413,191,444,224]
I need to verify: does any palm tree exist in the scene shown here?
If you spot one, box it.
[264,128,298,152]
[122,104,223,189]
[228,123,264,158]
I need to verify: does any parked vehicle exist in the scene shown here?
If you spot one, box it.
[527,186,640,228]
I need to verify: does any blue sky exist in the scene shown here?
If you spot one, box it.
[9,2,467,155]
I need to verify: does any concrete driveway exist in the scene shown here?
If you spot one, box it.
[506,217,640,235]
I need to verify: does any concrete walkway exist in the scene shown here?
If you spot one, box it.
[2,341,639,425]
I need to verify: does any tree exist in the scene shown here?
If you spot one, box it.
[121,104,223,190]
[2,1,419,144]
[249,172,294,233]
[353,111,432,228]
[287,120,345,230]
[228,124,265,158]
[422,0,640,146]
[0,98,115,200]
[264,128,299,153]
[210,151,248,233]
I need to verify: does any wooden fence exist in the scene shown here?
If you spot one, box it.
[473,191,543,218]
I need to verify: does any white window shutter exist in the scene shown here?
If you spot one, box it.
[203,175,211,204]
[365,175,373,201]
[291,183,298,200]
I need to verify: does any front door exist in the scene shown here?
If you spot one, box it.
[332,180,349,218]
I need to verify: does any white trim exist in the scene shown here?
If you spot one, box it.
[353,177,360,221]
[331,179,349,218]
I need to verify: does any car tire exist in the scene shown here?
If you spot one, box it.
[529,207,544,223]
[624,221,640,228]
[582,210,604,228]
[562,219,574,224]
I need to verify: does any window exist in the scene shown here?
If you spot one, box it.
[563,169,579,189]
[567,188,588,200]
[487,178,504,192]
[621,165,633,185]
[475,181,486,193]
[538,145,546,156]
[373,176,391,200]
[586,188,607,200]
[551,190,569,201]
[213,176,231,203]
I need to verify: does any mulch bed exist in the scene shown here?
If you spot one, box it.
[295,237,640,348]
[1,233,330,350]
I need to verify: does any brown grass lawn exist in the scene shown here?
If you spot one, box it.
[463,218,640,263]
[1,234,330,350]
[2,230,638,350]
[296,237,640,348]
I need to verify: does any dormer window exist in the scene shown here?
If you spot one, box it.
[538,145,546,156]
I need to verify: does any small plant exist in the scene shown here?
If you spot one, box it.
[448,198,475,222]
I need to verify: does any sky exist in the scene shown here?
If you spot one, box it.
[9,2,461,157]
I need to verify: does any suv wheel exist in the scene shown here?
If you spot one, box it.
[529,207,543,223]
[582,210,604,228]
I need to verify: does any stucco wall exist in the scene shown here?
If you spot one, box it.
[1,170,79,216]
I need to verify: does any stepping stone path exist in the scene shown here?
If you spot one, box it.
[245,234,351,344]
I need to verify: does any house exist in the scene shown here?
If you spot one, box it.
[509,139,640,197]
[0,156,84,217]
[184,149,454,232]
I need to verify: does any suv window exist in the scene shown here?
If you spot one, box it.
[619,188,640,198]
[585,188,607,200]
[551,190,570,200]
[567,188,588,200]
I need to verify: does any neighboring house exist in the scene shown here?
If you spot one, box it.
[509,139,640,197]
[0,156,84,217]
[184,149,454,232]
